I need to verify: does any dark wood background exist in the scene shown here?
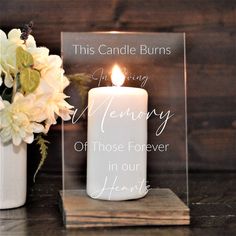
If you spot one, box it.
[0,0,235,174]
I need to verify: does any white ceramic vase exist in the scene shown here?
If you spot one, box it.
[0,141,27,209]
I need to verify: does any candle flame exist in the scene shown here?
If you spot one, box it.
[111,64,125,86]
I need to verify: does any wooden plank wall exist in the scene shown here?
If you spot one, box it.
[0,0,235,172]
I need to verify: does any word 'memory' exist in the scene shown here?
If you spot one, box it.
[72,96,174,136]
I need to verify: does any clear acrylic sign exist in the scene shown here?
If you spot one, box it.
[61,32,188,204]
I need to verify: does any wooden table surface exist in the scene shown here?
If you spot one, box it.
[0,173,235,236]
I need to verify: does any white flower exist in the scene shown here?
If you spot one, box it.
[7,29,24,45]
[27,46,49,71]
[0,93,45,145]
[0,28,73,145]
[0,29,22,87]
[45,92,73,125]
[31,52,73,132]
[0,30,21,87]
[0,29,37,88]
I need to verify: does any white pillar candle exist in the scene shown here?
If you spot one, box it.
[86,65,148,201]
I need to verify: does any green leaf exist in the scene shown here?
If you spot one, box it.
[68,73,91,108]
[33,134,50,182]
[19,67,40,93]
[16,46,33,70]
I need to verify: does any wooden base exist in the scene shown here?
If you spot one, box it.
[59,188,190,228]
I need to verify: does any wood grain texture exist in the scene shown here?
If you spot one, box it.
[0,0,235,172]
[59,188,190,228]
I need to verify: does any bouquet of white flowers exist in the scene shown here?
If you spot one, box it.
[0,23,73,178]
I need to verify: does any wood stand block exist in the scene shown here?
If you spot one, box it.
[59,188,190,228]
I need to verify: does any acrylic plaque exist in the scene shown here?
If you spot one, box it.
[61,32,188,204]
